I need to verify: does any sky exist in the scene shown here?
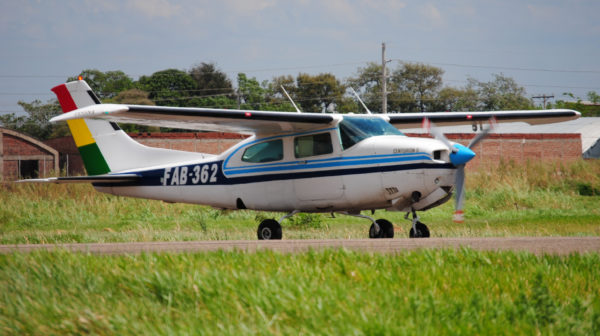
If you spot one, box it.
[1,0,599,115]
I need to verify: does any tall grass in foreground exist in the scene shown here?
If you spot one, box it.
[1,160,599,243]
[1,249,599,335]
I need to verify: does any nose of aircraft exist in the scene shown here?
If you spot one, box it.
[449,143,476,166]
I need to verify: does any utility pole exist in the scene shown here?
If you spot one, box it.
[381,42,388,114]
[532,94,554,109]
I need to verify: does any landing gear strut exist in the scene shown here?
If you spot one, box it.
[406,209,430,238]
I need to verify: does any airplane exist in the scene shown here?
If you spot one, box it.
[22,79,580,240]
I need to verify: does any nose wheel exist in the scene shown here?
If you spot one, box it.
[409,221,430,238]
[406,209,430,238]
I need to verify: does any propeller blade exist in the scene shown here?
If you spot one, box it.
[423,118,456,152]
[453,164,466,223]
[467,117,497,149]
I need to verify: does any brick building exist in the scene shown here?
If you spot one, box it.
[0,128,59,181]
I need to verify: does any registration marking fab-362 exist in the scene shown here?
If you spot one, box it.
[162,163,219,186]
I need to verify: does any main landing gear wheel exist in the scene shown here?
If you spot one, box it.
[257,219,282,240]
[369,219,394,239]
[409,221,430,238]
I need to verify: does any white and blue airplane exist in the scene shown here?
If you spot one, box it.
[26,79,580,239]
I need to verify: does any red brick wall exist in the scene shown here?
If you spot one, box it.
[44,136,84,176]
[130,132,248,155]
[4,134,49,156]
[406,133,582,169]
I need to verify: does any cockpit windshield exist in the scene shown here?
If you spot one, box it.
[338,116,405,150]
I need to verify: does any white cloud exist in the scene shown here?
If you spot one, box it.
[321,0,363,24]
[127,0,181,18]
[222,0,277,15]
[362,0,406,12]
[420,3,443,25]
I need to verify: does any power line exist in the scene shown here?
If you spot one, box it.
[1,57,600,80]
[394,59,600,74]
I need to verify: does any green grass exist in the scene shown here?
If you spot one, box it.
[2,160,599,335]
[1,249,598,335]
[1,159,599,243]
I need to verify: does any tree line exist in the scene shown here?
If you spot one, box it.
[1,61,598,140]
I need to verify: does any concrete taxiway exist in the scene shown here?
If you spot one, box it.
[1,237,599,255]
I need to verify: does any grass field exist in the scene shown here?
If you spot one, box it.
[1,160,599,335]
[1,249,599,335]
[1,160,599,243]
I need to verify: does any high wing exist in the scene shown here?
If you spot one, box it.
[50,104,336,135]
[388,109,580,128]
[50,103,580,134]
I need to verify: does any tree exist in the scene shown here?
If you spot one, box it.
[136,69,197,107]
[295,73,346,113]
[189,62,234,97]
[467,74,532,110]
[0,99,68,140]
[108,89,159,132]
[237,73,266,110]
[553,91,600,116]
[432,87,479,112]
[391,62,444,112]
[588,91,600,104]
[111,89,155,106]
[68,69,133,99]
[347,62,384,113]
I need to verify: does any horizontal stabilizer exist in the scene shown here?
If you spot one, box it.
[17,174,140,184]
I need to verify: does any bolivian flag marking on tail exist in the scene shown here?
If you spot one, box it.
[51,83,110,175]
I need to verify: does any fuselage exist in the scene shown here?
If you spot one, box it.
[96,116,458,213]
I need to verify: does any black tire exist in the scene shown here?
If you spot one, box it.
[409,221,430,238]
[376,219,394,238]
[369,223,382,238]
[257,219,282,240]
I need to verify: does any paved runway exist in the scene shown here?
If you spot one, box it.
[1,237,599,255]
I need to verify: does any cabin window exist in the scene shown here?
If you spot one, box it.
[242,139,283,163]
[338,116,405,150]
[294,132,333,158]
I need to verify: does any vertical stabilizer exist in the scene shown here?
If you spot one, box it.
[52,81,112,175]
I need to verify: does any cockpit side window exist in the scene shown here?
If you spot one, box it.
[338,116,405,150]
[242,139,283,163]
[294,132,333,158]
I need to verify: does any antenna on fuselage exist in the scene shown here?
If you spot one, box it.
[281,85,302,113]
[349,87,372,114]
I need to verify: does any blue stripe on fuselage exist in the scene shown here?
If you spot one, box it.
[94,159,455,187]
[223,153,432,175]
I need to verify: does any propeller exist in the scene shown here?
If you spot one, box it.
[424,118,496,223]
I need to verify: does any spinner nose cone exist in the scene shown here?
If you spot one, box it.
[450,143,476,166]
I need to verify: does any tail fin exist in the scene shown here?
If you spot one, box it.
[52,80,206,175]
[52,81,113,175]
